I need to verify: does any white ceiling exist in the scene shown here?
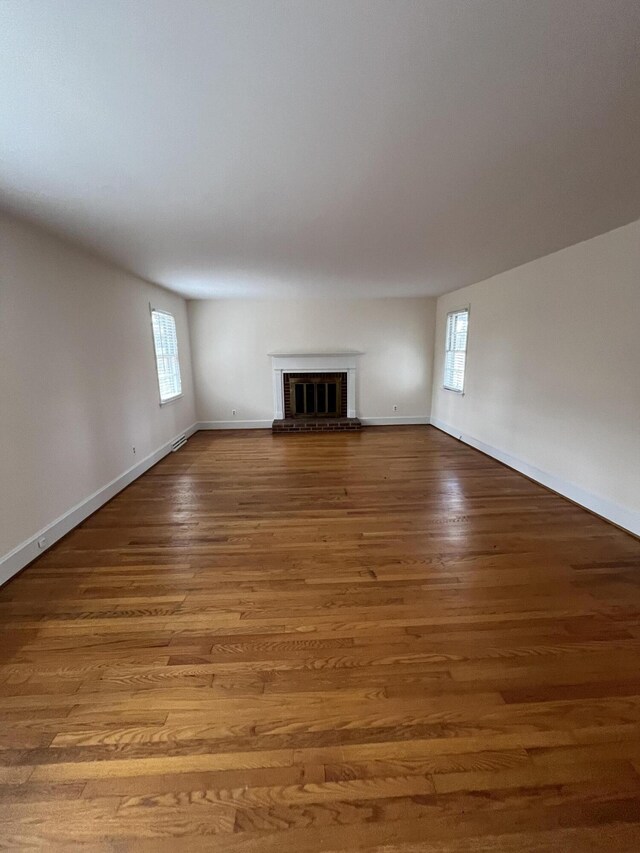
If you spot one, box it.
[1,0,640,299]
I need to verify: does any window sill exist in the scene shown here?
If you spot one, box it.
[159,394,183,407]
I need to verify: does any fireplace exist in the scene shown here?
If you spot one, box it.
[269,351,363,433]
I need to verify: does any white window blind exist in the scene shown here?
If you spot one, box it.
[444,309,469,392]
[151,309,182,403]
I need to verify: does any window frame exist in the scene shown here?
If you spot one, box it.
[150,306,183,406]
[443,307,470,394]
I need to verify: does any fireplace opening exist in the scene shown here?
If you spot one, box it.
[291,376,341,417]
[283,372,348,419]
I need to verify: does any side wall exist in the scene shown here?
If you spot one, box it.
[0,213,197,582]
[188,297,436,427]
[431,219,640,535]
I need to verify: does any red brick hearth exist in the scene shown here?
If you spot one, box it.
[272,417,361,433]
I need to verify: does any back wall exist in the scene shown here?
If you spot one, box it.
[188,297,436,426]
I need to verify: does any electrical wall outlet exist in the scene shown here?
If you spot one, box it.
[393,405,398,412]
[132,446,136,455]
[232,409,237,416]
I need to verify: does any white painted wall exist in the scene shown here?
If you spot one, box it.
[0,213,196,576]
[188,298,436,426]
[431,219,640,535]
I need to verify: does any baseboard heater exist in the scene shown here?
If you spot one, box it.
[171,434,188,452]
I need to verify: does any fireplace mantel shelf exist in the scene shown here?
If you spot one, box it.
[268,350,364,358]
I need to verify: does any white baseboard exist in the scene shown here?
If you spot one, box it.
[360,416,431,426]
[198,420,272,430]
[198,417,430,429]
[0,423,199,587]
[430,418,640,538]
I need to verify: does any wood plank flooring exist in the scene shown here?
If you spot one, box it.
[2,425,640,851]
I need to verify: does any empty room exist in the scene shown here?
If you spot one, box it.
[2,0,640,850]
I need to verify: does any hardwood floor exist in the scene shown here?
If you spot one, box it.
[2,425,640,851]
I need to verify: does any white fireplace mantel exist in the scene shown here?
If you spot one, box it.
[269,351,363,419]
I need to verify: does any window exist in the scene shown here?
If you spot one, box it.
[151,309,182,403]
[444,308,469,392]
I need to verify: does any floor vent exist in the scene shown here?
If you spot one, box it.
[171,434,187,452]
